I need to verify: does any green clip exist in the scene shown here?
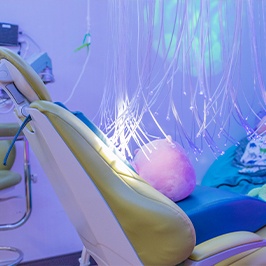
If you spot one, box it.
[75,33,91,52]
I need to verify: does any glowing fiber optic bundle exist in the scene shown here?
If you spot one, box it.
[98,0,266,158]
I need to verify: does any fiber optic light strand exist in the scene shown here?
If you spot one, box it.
[97,0,266,158]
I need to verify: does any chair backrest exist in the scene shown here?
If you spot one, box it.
[0,48,196,265]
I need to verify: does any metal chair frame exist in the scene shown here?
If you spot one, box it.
[0,134,32,230]
[0,131,32,265]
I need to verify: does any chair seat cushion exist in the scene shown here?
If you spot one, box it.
[177,185,266,244]
[0,170,21,190]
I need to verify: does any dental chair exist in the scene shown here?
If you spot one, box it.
[0,123,32,265]
[1,47,266,265]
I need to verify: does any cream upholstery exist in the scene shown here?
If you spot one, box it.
[0,48,51,102]
[28,100,196,265]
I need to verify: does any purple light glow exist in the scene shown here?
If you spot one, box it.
[97,0,266,158]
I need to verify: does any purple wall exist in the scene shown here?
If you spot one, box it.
[0,0,264,262]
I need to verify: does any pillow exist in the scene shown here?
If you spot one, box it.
[131,137,196,201]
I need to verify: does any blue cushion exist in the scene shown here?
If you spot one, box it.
[177,185,266,244]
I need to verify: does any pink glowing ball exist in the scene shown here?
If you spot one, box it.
[132,138,196,202]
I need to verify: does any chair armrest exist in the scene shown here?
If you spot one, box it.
[0,123,23,138]
[187,231,266,265]
[0,170,21,190]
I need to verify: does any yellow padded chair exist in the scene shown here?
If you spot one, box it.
[0,138,20,190]
[0,123,32,265]
[1,47,266,265]
[0,123,32,230]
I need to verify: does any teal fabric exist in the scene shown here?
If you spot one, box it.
[202,141,266,196]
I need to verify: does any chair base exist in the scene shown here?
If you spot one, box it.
[0,246,23,266]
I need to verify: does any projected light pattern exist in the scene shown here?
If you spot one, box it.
[98,0,266,159]
[152,0,228,76]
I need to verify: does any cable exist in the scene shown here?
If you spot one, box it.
[63,50,91,104]
[63,0,91,104]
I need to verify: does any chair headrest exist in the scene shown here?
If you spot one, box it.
[0,48,52,103]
